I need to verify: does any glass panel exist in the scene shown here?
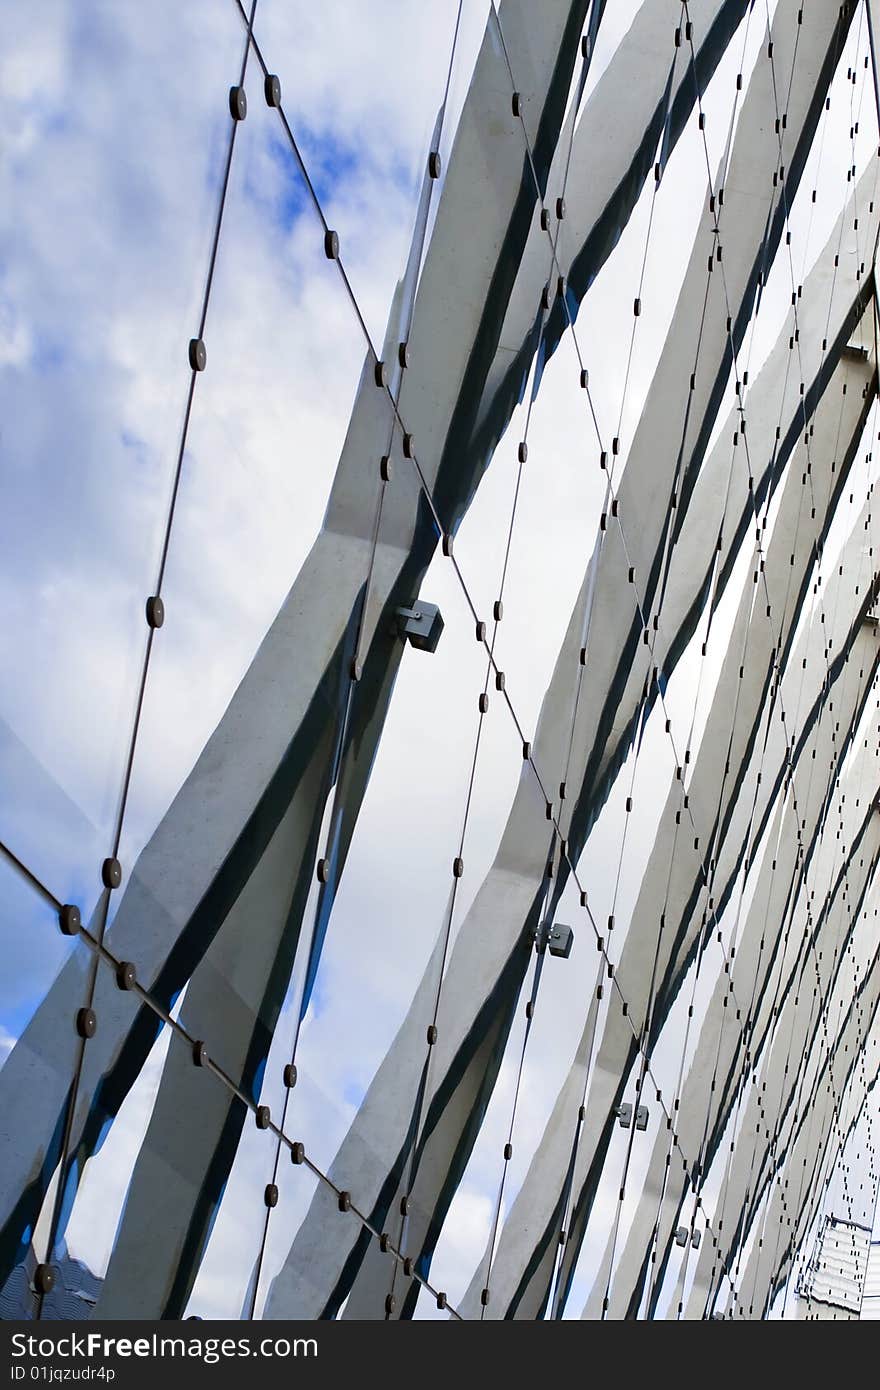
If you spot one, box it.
[253,0,483,353]
[107,39,372,1101]
[65,48,379,1320]
[2,0,878,1327]
[0,859,73,1062]
[0,0,246,903]
[0,855,79,1317]
[427,976,532,1317]
[267,559,491,1309]
[57,993,246,1321]
[46,941,159,1317]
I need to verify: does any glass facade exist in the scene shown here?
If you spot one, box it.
[1,0,880,1322]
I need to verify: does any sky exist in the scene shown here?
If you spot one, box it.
[1,0,880,1321]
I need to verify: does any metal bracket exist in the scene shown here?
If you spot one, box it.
[394,602,444,653]
[616,1103,648,1131]
[535,921,574,959]
[675,1225,701,1249]
[843,342,869,362]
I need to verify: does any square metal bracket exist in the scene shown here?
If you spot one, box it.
[675,1224,701,1248]
[615,1102,632,1130]
[635,1104,648,1131]
[536,921,574,959]
[395,602,444,653]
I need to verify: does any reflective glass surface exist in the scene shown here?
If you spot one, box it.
[1,0,879,1326]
